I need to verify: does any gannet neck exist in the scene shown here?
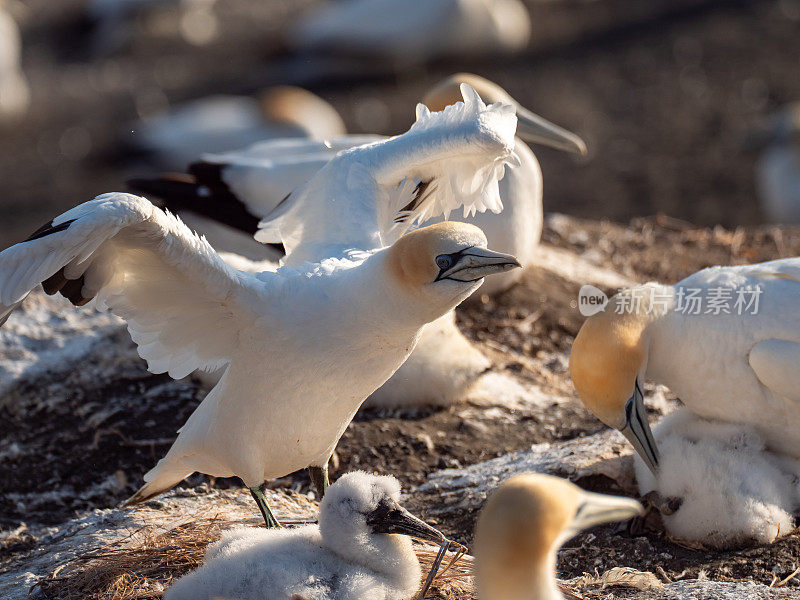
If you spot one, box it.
[570,284,673,429]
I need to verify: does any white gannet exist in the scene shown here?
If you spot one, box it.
[165,472,444,600]
[753,103,800,223]
[128,86,346,170]
[290,0,531,65]
[633,408,800,549]
[0,87,521,526]
[569,257,800,475]
[129,75,585,407]
[474,473,643,600]
[0,3,28,123]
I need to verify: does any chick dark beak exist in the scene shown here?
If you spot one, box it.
[367,498,444,544]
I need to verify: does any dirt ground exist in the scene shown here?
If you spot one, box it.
[4,0,800,597]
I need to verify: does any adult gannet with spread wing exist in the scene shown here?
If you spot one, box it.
[129,86,346,170]
[0,2,28,123]
[474,474,642,600]
[569,258,800,473]
[0,86,520,526]
[130,75,585,406]
[290,0,531,64]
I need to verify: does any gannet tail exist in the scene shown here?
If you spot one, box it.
[127,164,261,235]
[123,463,192,506]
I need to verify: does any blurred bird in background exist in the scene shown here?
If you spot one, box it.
[0,1,29,124]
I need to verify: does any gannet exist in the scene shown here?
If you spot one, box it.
[0,88,521,526]
[165,472,444,600]
[129,86,346,170]
[474,473,643,600]
[129,76,585,406]
[290,0,531,65]
[753,103,800,223]
[0,3,28,123]
[569,257,800,475]
[633,408,800,549]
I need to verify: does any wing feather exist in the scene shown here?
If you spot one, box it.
[254,83,518,265]
[0,193,254,378]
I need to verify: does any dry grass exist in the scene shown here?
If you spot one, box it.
[34,516,476,600]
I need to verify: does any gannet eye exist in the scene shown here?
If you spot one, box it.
[436,255,453,270]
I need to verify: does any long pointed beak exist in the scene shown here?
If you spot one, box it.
[437,248,521,283]
[620,380,660,475]
[367,499,445,544]
[516,105,587,156]
[569,490,644,535]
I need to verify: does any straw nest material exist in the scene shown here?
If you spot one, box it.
[34,516,475,600]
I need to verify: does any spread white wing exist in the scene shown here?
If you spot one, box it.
[255,83,519,265]
[0,193,255,379]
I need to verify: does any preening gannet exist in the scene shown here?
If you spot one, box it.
[0,89,520,526]
[129,76,585,406]
[634,408,800,549]
[290,0,531,65]
[753,103,800,223]
[0,3,28,123]
[474,474,643,600]
[129,86,346,170]
[569,257,800,475]
[165,472,444,600]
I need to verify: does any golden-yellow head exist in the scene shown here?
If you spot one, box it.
[385,222,519,320]
[569,289,661,473]
[422,74,587,155]
[475,474,643,600]
[258,86,345,138]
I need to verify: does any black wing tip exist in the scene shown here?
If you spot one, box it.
[42,268,93,306]
[25,219,75,243]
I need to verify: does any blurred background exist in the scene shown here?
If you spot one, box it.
[0,0,799,249]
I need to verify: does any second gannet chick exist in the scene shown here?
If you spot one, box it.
[165,472,444,600]
[633,408,800,549]
[569,257,800,475]
[474,473,643,600]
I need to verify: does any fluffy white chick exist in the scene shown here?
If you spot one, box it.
[165,472,443,600]
[634,408,800,549]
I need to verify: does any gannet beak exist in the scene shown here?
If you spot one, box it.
[568,490,644,535]
[436,248,521,283]
[367,498,445,544]
[620,380,660,475]
[516,106,587,155]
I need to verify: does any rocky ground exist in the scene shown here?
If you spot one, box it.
[4,216,800,598]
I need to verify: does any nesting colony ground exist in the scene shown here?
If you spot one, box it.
[4,216,800,599]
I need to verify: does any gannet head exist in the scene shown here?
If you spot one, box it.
[258,85,346,138]
[387,222,520,316]
[474,474,643,600]
[319,471,443,583]
[569,289,660,474]
[422,73,587,156]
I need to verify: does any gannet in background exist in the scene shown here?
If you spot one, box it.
[81,0,217,54]
[129,86,346,170]
[0,3,28,123]
[0,88,521,526]
[569,257,800,475]
[165,472,444,600]
[290,0,531,65]
[753,103,800,223]
[633,408,800,549]
[474,474,643,600]
[129,75,585,406]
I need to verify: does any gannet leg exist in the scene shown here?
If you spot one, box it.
[309,464,330,499]
[249,485,281,528]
